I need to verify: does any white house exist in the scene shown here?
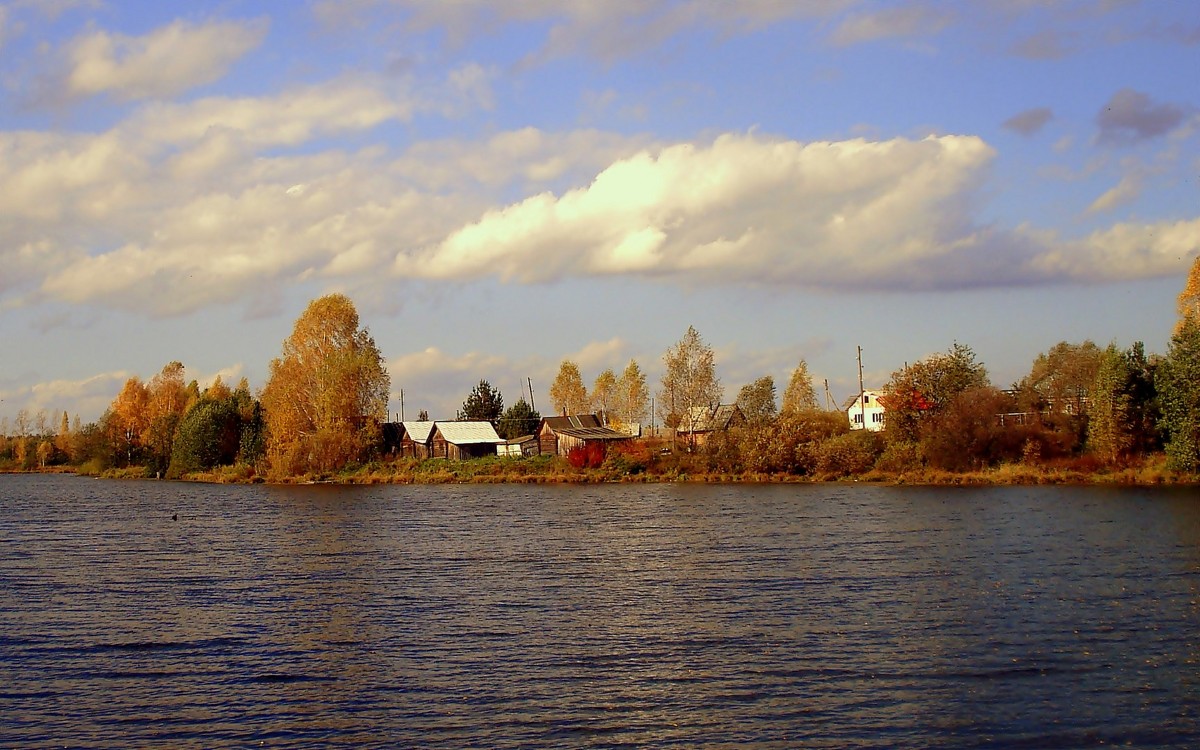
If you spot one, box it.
[846,390,886,432]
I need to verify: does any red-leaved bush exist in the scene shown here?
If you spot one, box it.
[566,442,607,469]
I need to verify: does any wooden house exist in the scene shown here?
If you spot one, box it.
[538,414,631,457]
[430,421,504,460]
[845,390,886,432]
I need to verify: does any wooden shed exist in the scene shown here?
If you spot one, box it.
[430,421,504,460]
[538,414,632,457]
[399,421,435,458]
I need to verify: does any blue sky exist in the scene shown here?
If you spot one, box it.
[1,0,1197,426]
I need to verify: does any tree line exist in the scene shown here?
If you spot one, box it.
[4,258,1200,480]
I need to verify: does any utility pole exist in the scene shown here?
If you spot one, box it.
[527,378,536,413]
[400,389,405,422]
[857,346,866,430]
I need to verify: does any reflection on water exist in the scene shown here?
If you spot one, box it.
[1,475,1198,748]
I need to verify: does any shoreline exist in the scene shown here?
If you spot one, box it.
[5,461,1197,488]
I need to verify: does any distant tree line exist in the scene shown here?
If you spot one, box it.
[4,257,1200,480]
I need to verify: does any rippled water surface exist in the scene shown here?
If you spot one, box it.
[2,474,1199,748]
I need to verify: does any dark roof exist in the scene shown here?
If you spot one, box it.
[556,426,631,441]
[680,403,744,433]
[541,414,602,431]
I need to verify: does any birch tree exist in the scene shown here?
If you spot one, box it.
[781,359,819,414]
[549,360,589,416]
[591,369,617,424]
[658,326,722,441]
[261,294,390,476]
[613,359,649,429]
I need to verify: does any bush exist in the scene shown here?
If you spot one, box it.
[814,431,883,478]
[566,442,607,469]
[603,442,651,475]
[875,440,922,473]
[741,411,848,475]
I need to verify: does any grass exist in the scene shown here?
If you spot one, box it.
[17,448,1199,487]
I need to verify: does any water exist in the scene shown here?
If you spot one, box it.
[1,474,1198,748]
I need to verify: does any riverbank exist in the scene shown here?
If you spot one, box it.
[13,452,1184,487]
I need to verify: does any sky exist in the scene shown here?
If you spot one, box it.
[1,0,1198,427]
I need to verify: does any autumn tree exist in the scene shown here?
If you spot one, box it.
[143,361,190,475]
[458,380,504,423]
[110,378,149,465]
[658,326,722,441]
[498,397,540,439]
[1176,254,1200,333]
[549,360,589,416]
[781,359,819,414]
[882,342,989,443]
[54,411,72,462]
[1017,340,1104,416]
[736,376,777,426]
[591,369,617,424]
[260,294,390,477]
[1091,350,1131,466]
[612,359,649,430]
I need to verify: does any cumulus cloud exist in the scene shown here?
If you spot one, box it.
[0,74,484,316]
[1097,88,1188,145]
[396,133,997,287]
[65,18,267,100]
[5,116,1199,320]
[394,132,1199,291]
[1002,107,1054,136]
[1029,218,1200,280]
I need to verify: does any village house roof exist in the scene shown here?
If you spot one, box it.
[542,414,603,430]
[402,420,435,443]
[842,390,885,412]
[435,421,503,445]
[681,403,743,433]
[540,414,629,441]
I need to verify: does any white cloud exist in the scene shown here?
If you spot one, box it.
[129,76,416,148]
[397,133,998,286]
[1087,174,1142,214]
[395,132,1200,291]
[1,370,130,423]
[65,18,267,100]
[5,112,1199,321]
[1030,218,1200,280]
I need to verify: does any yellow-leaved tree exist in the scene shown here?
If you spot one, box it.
[260,294,390,478]
[1177,254,1200,333]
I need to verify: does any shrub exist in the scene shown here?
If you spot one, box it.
[566,442,607,469]
[814,431,883,477]
[875,440,922,473]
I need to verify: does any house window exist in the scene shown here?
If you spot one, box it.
[853,413,863,424]
[872,413,884,424]
[863,395,870,404]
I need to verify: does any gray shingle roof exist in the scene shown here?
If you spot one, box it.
[402,421,435,443]
[435,421,503,444]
